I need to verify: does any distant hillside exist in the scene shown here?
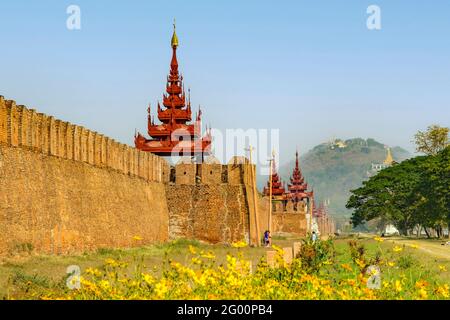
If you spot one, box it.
[276,138,411,227]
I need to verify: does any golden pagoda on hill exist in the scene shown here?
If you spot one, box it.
[370,147,395,174]
[383,147,394,166]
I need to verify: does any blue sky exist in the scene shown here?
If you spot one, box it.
[0,0,449,165]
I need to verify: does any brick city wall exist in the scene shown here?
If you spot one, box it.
[166,162,263,244]
[0,96,273,255]
[166,184,250,243]
[270,200,308,237]
[0,97,170,256]
[272,212,307,237]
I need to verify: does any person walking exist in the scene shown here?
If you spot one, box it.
[263,230,272,247]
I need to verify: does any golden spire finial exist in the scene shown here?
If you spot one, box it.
[384,147,394,165]
[171,18,179,48]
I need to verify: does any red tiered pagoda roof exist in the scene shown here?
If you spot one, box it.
[134,23,212,157]
[263,150,315,203]
[287,151,311,202]
[313,202,322,218]
[263,158,286,198]
[313,201,329,218]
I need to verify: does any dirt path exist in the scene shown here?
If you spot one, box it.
[383,237,450,260]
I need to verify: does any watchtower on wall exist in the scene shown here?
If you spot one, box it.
[268,196,308,237]
[261,151,312,237]
[134,23,212,157]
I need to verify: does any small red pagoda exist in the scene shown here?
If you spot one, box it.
[134,23,212,157]
[263,158,286,198]
[313,201,323,218]
[263,150,315,209]
[287,151,312,205]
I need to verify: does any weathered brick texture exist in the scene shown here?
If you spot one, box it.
[166,184,250,244]
[0,144,169,256]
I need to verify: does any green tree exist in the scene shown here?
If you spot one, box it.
[346,149,450,237]
[419,146,450,238]
[346,158,424,235]
[414,125,449,155]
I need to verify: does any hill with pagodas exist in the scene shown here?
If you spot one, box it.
[276,138,411,229]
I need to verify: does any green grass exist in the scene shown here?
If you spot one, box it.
[0,236,448,299]
[334,237,450,284]
[0,239,267,299]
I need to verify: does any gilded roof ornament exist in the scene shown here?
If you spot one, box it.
[171,19,179,48]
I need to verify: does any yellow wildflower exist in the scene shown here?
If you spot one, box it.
[200,251,216,259]
[409,244,419,249]
[321,286,333,296]
[132,235,143,241]
[395,280,403,292]
[415,280,428,289]
[154,281,168,299]
[364,287,377,300]
[85,268,102,277]
[357,273,368,284]
[226,255,238,268]
[105,258,118,267]
[393,246,403,253]
[142,273,155,286]
[300,274,314,283]
[435,284,449,298]
[387,261,396,267]
[231,241,247,248]
[341,263,353,272]
[271,244,283,253]
[338,289,350,300]
[374,237,384,242]
[320,279,331,286]
[99,280,111,291]
[418,288,428,299]
[188,245,197,254]
[438,265,447,272]
[347,279,356,287]
[355,258,366,269]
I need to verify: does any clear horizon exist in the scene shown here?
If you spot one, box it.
[1,0,449,166]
